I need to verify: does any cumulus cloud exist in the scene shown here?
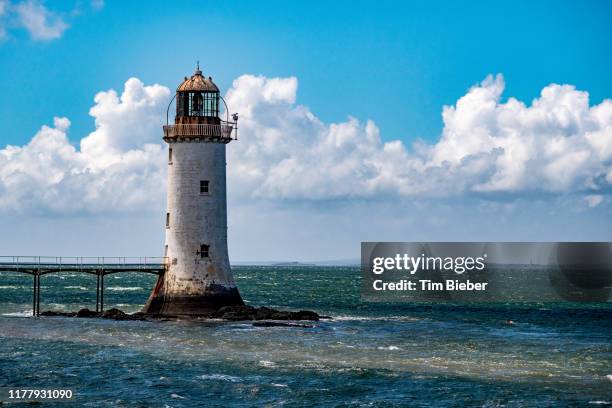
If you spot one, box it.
[226,73,612,199]
[14,0,67,40]
[433,75,612,194]
[584,195,604,208]
[0,0,98,42]
[0,0,8,40]
[0,73,610,215]
[0,78,169,214]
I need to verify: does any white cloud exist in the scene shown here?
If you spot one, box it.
[226,73,612,199]
[584,194,604,208]
[0,0,8,40]
[432,75,612,194]
[0,73,610,215]
[14,0,68,40]
[0,78,169,214]
[0,0,93,42]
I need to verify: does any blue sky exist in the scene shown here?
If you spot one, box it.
[0,0,610,261]
[1,0,611,147]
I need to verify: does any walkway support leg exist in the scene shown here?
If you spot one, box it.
[36,274,40,317]
[32,274,36,317]
[96,273,100,312]
[100,272,104,312]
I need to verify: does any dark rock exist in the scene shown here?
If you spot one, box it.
[102,308,147,321]
[102,308,127,319]
[40,308,147,321]
[215,305,256,320]
[255,307,280,320]
[211,305,321,321]
[76,308,97,317]
[289,310,320,321]
[40,305,326,323]
[269,311,292,320]
[39,310,76,317]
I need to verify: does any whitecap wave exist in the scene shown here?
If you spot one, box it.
[2,310,33,317]
[106,287,143,291]
[197,374,242,382]
[333,315,421,322]
[377,345,401,350]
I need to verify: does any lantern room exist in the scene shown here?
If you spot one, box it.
[175,64,220,125]
[163,64,239,142]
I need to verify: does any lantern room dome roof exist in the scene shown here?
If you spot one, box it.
[177,65,219,93]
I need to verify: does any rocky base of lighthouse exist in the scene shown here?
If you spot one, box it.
[40,305,328,322]
[142,284,244,316]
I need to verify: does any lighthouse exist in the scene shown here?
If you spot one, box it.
[143,65,244,315]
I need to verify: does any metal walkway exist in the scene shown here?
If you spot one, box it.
[0,256,167,316]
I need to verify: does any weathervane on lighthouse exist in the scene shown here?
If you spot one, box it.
[143,64,243,315]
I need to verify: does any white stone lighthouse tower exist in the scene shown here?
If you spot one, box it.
[143,65,243,315]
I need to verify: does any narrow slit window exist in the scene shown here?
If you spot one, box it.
[166,212,170,228]
[168,147,173,164]
[200,180,209,194]
[200,244,209,259]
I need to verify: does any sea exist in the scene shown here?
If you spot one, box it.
[1,266,611,407]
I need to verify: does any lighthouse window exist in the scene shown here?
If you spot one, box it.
[200,244,209,259]
[203,93,218,117]
[189,92,207,116]
[166,212,170,228]
[194,93,203,114]
[186,92,219,117]
[168,148,173,164]
[200,180,210,194]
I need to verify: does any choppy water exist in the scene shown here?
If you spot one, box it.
[1,266,611,407]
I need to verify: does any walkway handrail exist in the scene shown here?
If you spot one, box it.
[0,256,168,269]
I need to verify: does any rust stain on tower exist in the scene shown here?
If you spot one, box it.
[143,64,243,315]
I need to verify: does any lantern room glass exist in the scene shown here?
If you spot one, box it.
[177,91,219,118]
